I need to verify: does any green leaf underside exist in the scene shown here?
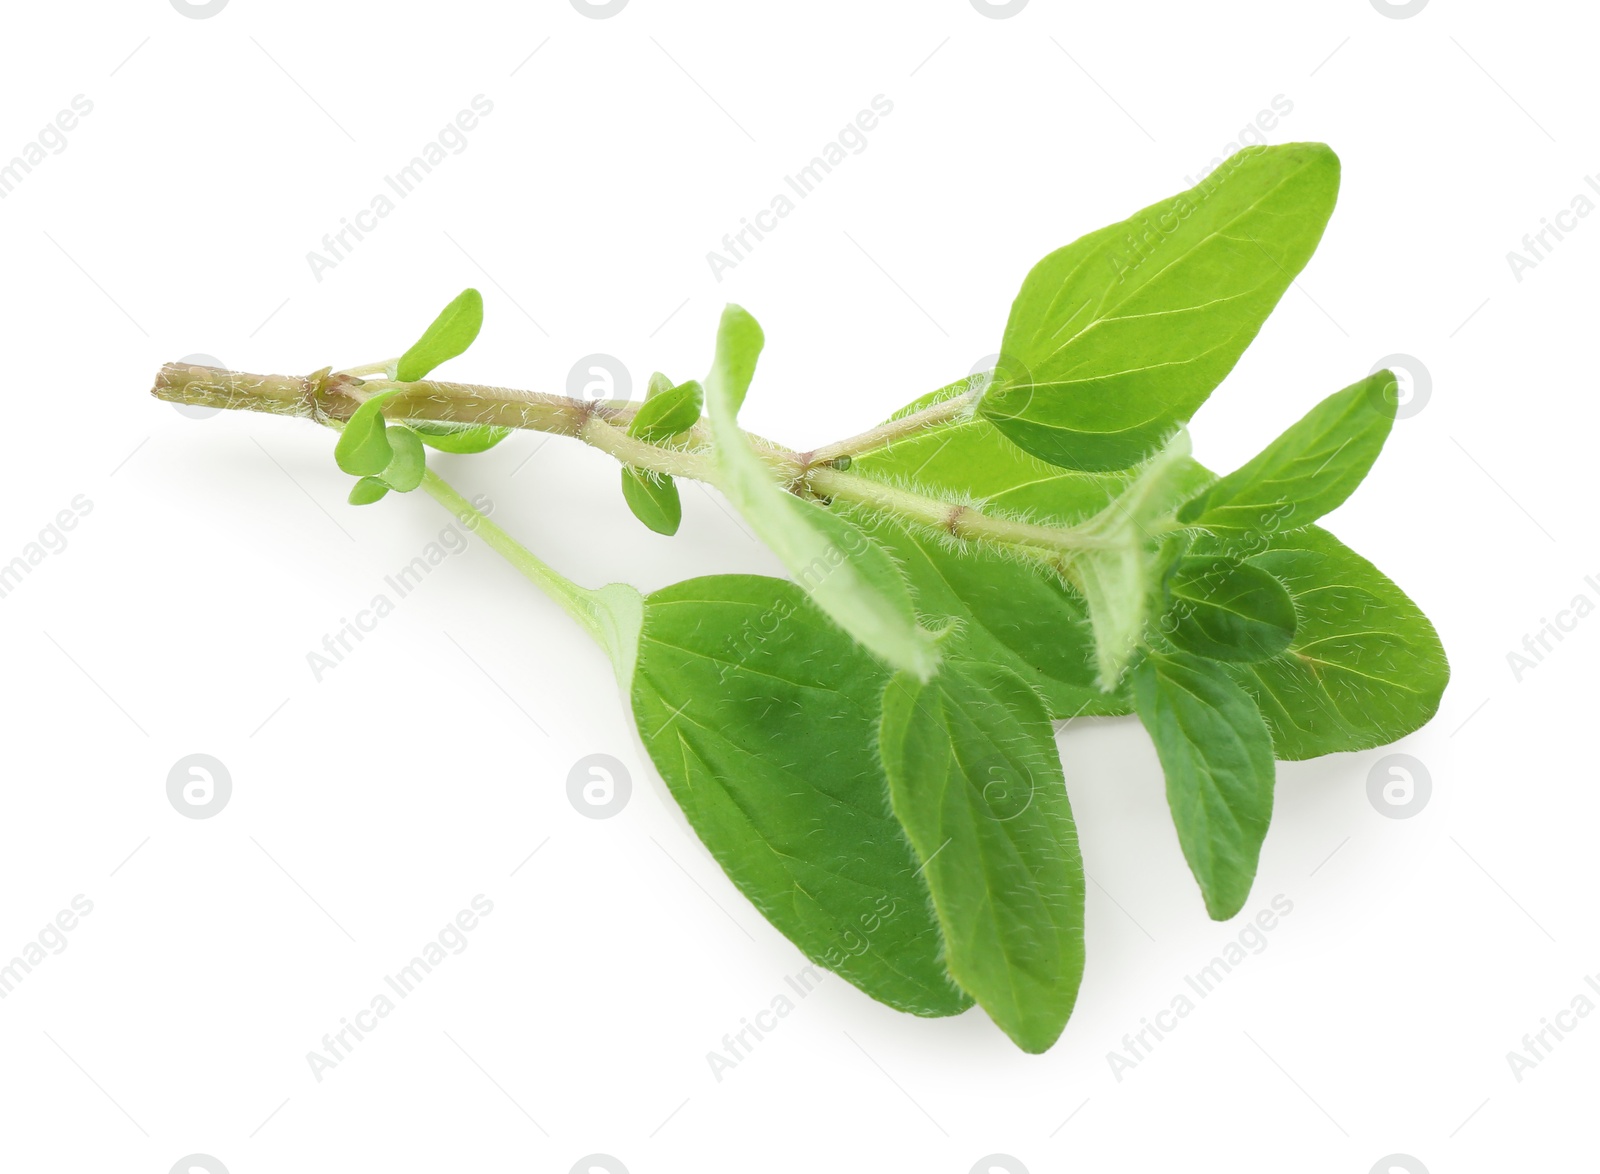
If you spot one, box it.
[854,380,1134,528]
[621,468,682,535]
[980,143,1342,471]
[381,426,426,492]
[348,476,388,505]
[1133,652,1275,920]
[334,390,400,476]
[847,385,1212,706]
[1163,556,1296,663]
[629,379,703,442]
[630,575,969,1017]
[1068,434,1212,687]
[1179,370,1398,538]
[1221,525,1448,760]
[704,305,940,681]
[879,660,1087,1052]
[620,374,695,533]
[845,509,1120,719]
[413,422,512,453]
[847,383,1130,716]
[397,288,484,382]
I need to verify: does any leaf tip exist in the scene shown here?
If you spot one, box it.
[1365,368,1402,422]
[718,303,765,349]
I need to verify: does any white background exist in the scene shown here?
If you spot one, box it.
[0,1,1592,1171]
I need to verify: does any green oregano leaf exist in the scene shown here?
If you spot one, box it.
[879,659,1087,1053]
[396,288,484,382]
[1179,370,1399,540]
[847,509,1118,718]
[629,574,970,1017]
[151,139,1455,1056]
[628,378,703,442]
[1162,556,1296,663]
[348,476,389,505]
[620,468,683,535]
[380,425,426,492]
[850,382,1213,695]
[413,422,512,454]
[1223,526,1448,759]
[980,143,1341,471]
[703,304,941,681]
[334,389,400,476]
[1133,651,1276,920]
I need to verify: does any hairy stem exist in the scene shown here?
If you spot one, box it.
[419,468,607,642]
[152,361,1112,563]
[806,465,1114,555]
[807,379,979,466]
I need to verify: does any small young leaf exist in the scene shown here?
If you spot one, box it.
[1223,525,1448,759]
[413,422,512,454]
[396,289,484,382]
[879,660,1087,1053]
[1163,556,1296,663]
[348,476,389,505]
[620,468,682,535]
[1179,370,1398,539]
[1133,651,1276,920]
[628,379,703,442]
[380,425,426,492]
[704,304,941,681]
[334,390,399,476]
[645,371,673,400]
[980,143,1342,471]
[630,574,971,1017]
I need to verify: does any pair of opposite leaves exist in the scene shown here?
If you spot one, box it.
[333,290,511,501]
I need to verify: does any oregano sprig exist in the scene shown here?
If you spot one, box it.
[150,141,1448,1052]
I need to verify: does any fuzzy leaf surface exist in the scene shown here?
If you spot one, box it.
[629,379,703,442]
[1221,526,1448,759]
[1179,370,1398,540]
[704,305,940,680]
[396,288,483,382]
[879,660,1086,1052]
[413,422,512,454]
[334,390,399,476]
[630,574,969,1016]
[380,426,426,492]
[1163,556,1297,663]
[620,468,683,535]
[980,143,1341,470]
[1133,651,1276,920]
[846,509,1117,718]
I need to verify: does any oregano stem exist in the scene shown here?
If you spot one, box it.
[804,465,1115,555]
[418,467,605,643]
[807,382,979,466]
[152,361,1115,563]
